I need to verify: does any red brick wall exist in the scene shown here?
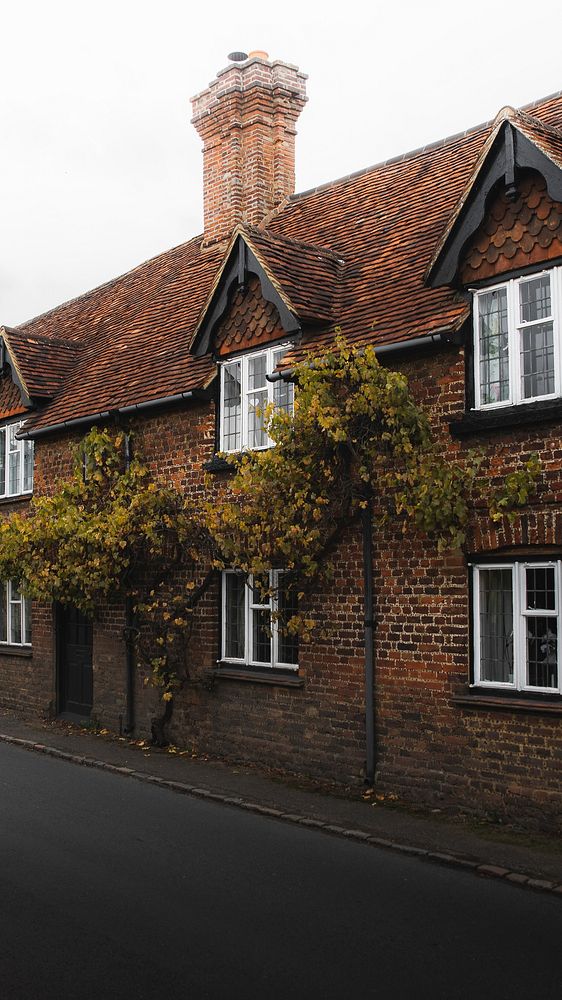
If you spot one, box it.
[370,344,562,830]
[1,313,561,831]
[0,389,45,712]
[0,601,54,718]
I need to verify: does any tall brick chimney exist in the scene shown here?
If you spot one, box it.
[191,52,307,245]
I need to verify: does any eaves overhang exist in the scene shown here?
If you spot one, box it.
[17,387,214,441]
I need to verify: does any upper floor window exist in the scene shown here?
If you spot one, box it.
[0,422,33,498]
[473,265,561,409]
[222,570,298,671]
[219,346,294,453]
[473,561,561,694]
[0,581,32,647]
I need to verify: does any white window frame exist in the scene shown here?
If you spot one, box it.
[0,581,32,647]
[472,561,562,694]
[472,265,562,410]
[219,344,293,453]
[0,420,34,498]
[221,570,298,671]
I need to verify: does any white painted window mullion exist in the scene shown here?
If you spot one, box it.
[508,278,519,405]
[271,570,278,669]
[514,563,524,691]
[473,566,481,684]
[472,292,481,409]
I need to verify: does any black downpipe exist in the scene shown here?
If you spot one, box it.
[124,595,136,735]
[362,499,376,784]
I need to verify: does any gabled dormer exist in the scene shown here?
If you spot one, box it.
[191,226,342,454]
[0,327,81,495]
[426,108,562,289]
[425,109,562,428]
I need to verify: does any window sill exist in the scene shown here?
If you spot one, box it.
[203,454,238,474]
[0,644,33,658]
[453,692,562,715]
[213,666,303,687]
[449,399,562,438]
[0,493,32,506]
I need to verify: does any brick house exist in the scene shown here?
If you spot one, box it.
[1,52,562,830]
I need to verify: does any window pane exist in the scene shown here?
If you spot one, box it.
[479,569,513,683]
[222,363,241,452]
[0,584,7,642]
[224,574,245,659]
[23,440,34,492]
[23,596,32,645]
[0,428,5,497]
[478,289,509,404]
[520,322,555,399]
[273,378,293,414]
[277,578,298,665]
[526,617,557,689]
[248,389,268,447]
[252,608,271,664]
[9,587,22,645]
[272,350,294,415]
[8,425,20,494]
[519,275,551,323]
[248,354,268,390]
[526,567,555,611]
[9,451,20,494]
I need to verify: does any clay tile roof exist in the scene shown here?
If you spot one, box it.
[510,109,562,169]
[266,127,490,356]
[20,237,222,433]
[12,88,562,435]
[2,327,80,398]
[244,226,344,322]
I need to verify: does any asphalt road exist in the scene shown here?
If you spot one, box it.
[0,743,560,1000]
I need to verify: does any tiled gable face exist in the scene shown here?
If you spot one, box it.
[0,373,27,422]
[460,170,562,284]
[214,275,287,357]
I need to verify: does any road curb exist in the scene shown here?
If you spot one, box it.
[2,731,560,897]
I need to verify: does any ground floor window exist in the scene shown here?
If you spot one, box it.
[473,561,561,693]
[222,571,298,670]
[0,581,32,646]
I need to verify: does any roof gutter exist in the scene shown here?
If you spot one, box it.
[17,388,212,440]
[266,330,460,382]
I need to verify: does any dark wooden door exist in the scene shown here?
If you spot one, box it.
[58,605,93,717]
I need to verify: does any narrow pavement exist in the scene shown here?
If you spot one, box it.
[0,710,560,890]
[1,741,561,1000]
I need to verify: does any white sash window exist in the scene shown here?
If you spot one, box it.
[222,571,298,670]
[473,266,561,409]
[473,562,561,693]
[219,346,294,452]
[0,421,33,498]
[0,581,32,647]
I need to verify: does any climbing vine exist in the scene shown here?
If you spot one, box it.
[0,427,219,732]
[0,339,541,740]
[208,337,540,608]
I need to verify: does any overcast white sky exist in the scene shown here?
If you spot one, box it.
[1,0,561,326]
